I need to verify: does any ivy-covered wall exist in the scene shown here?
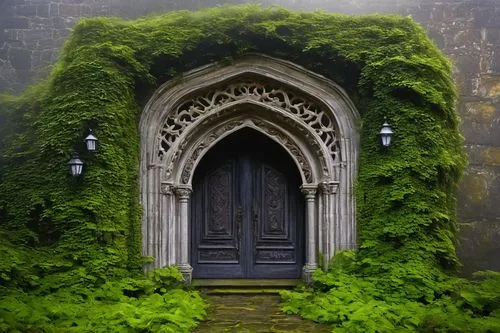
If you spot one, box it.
[0,0,498,276]
[0,5,466,297]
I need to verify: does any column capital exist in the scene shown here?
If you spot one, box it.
[160,182,175,195]
[319,181,339,195]
[174,185,192,200]
[301,184,317,199]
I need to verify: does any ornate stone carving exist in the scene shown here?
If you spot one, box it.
[320,182,339,195]
[178,119,315,184]
[174,186,192,201]
[158,82,340,162]
[253,120,314,183]
[180,121,243,184]
[301,185,317,199]
[160,182,174,195]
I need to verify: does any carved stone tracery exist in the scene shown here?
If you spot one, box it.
[177,119,315,185]
[158,82,340,163]
[180,121,243,184]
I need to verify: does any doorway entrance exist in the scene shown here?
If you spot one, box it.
[191,128,305,279]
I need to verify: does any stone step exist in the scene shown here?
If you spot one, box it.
[192,279,302,288]
[192,293,332,333]
[202,288,285,295]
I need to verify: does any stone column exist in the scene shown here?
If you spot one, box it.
[160,182,175,267]
[301,184,318,284]
[174,185,193,284]
[320,181,339,266]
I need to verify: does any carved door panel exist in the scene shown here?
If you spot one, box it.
[249,163,303,278]
[191,129,304,279]
[191,159,244,278]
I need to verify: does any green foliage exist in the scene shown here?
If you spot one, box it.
[0,3,486,331]
[0,267,206,333]
[281,252,500,332]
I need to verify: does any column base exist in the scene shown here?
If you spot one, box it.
[302,264,318,285]
[178,264,193,285]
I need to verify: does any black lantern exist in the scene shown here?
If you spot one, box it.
[380,118,393,147]
[84,129,98,152]
[68,155,84,176]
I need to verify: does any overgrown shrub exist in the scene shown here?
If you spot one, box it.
[281,252,500,332]
[0,267,205,333]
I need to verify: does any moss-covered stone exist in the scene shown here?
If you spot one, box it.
[194,293,331,333]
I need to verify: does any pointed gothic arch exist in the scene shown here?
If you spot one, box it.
[140,54,360,282]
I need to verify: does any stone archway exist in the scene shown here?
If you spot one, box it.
[140,54,360,282]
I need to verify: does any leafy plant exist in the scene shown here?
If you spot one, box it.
[0,267,205,333]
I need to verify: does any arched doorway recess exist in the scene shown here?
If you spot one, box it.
[191,128,305,279]
[140,55,360,282]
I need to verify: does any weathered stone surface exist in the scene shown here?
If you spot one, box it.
[462,102,496,123]
[460,102,500,146]
[478,74,500,97]
[16,4,37,17]
[36,4,50,18]
[59,4,81,17]
[457,220,500,277]
[458,166,500,221]
[8,47,31,69]
[482,147,500,167]
[194,292,331,333]
[2,18,30,29]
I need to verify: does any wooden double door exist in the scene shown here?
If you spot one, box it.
[191,129,305,279]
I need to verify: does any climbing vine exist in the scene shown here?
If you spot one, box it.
[0,4,496,332]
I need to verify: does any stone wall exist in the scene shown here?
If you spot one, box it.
[1,0,499,275]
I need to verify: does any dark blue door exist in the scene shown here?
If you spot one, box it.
[191,129,304,279]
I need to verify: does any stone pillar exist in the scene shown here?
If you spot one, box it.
[160,182,175,267]
[174,185,193,284]
[301,184,318,284]
[320,181,340,266]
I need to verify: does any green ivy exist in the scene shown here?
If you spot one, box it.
[0,4,482,331]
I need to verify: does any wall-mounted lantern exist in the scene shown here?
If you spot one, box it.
[68,129,98,177]
[84,129,98,152]
[379,118,393,147]
[68,155,84,177]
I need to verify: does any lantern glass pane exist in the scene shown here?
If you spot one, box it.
[70,164,79,176]
[381,134,392,147]
[68,157,83,176]
[86,140,96,151]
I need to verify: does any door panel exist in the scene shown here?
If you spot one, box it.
[192,159,244,277]
[197,162,238,264]
[250,162,303,278]
[191,129,304,279]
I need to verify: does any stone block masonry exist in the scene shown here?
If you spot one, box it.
[0,0,499,275]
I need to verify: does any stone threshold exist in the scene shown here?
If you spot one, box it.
[191,279,301,288]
